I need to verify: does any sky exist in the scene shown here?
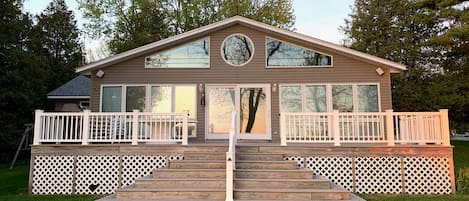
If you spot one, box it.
[23,0,354,49]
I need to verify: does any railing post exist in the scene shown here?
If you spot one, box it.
[386,109,395,146]
[182,112,189,145]
[33,110,43,145]
[132,110,139,145]
[225,152,234,201]
[333,110,340,146]
[280,113,287,146]
[82,110,90,145]
[439,109,450,146]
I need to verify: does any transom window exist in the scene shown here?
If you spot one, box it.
[221,34,254,66]
[266,37,332,67]
[280,84,379,113]
[145,38,209,68]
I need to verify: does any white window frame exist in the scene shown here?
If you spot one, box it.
[265,36,334,68]
[279,83,381,113]
[100,84,198,137]
[220,33,255,67]
[144,37,211,69]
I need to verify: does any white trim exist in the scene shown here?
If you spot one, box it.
[220,33,255,67]
[76,16,405,73]
[265,36,333,68]
[144,37,211,69]
[205,84,271,140]
[47,96,90,99]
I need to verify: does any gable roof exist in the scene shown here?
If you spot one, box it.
[47,75,90,99]
[76,16,406,73]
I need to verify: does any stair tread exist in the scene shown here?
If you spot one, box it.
[118,187,225,192]
[237,160,293,163]
[234,188,349,193]
[234,178,328,182]
[171,160,224,163]
[155,169,225,171]
[235,169,310,172]
[139,178,225,181]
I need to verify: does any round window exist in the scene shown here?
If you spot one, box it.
[221,34,254,66]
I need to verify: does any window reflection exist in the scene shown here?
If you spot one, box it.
[102,86,122,112]
[222,34,253,66]
[146,38,209,68]
[266,38,332,67]
[208,88,236,134]
[126,86,146,112]
[280,86,301,112]
[240,88,266,134]
[332,85,353,112]
[305,85,327,112]
[175,86,196,118]
[357,85,379,112]
[151,86,172,113]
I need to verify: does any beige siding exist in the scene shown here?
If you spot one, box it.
[90,24,393,142]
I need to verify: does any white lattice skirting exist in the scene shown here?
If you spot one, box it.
[32,154,183,194]
[284,156,452,194]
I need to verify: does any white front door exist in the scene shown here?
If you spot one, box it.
[206,84,271,140]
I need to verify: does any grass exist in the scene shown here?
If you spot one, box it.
[1,140,468,201]
[0,161,101,201]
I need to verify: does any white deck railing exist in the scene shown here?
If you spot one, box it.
[226,111,237,201]
[33,110,189,145]
[280,109,450,146]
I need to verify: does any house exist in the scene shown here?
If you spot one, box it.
[47,75,90,112]
[30,16,454,199]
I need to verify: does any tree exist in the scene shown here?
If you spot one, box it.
[342,0,469,130]
[33,0,83,91]
[79,0,295,54]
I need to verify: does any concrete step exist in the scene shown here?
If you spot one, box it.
[169,160,225,169]
[134,178,225,189]
[116,187,225,200]
[236,153,284,161]
[152,169,225,179]
[234,178,330,189]
[236,160,298,169]
[234,188,350,200]
[184,152,225,160]
[235,169,313,179]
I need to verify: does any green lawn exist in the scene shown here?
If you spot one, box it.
[0,161,101,201]
[1,141,468,201]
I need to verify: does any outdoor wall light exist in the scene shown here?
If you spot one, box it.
[376,67,385,76]
[96,69,105,79]
[272,83,277,92]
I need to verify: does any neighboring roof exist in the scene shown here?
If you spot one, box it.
[47,75,90,99]
[76,16,406,73]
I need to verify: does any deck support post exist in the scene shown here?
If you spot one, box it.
[81,110,90,145]
[132,110,139,145]
[386,109,395,146]
[439,109,450,146]
[280,113,287,146]
[182,112,189,145]
[332,110,340,146]
[33,110,43,145]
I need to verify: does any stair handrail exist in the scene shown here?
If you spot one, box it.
[226,110,237,201]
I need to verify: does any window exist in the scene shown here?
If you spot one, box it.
[222,34,253,66]
[280,85,327,112]
[279,84,380,113]
[266,37,332,67]
[332,85,353,112]
[101,84,198,136]
[126,86,146,112]
[357,85,379,112]
[145,38,209,68]
[102,86,122,112]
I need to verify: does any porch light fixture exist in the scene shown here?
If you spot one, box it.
[375,67,384,76]
[272,83,277,92]
[96,69,105,79]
